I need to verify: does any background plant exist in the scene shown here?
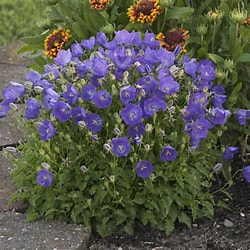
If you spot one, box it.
[181,0,250,170]
[0,0,47,45]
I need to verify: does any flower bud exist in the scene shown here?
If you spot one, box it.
[206,9,223,22]
[34,86,44,93]
[196,23,208,35]
[109,175,115,183]
[230,7,247,23]
[9,103,18,111]
[224,58,234,71]
[149,173,156,181]
[23,81,33,89]
[5,146,17,153]
[78,120,86,128]
[101,23,115,35]
[114,127,121,136]
[41,162,51,170]
[145,123,153,132]
[159,0,175,8]
[103,143,112,152]
[213,163,222,172]
[215,68,228,81]
[144,144,151,151]
[80,165,88,173]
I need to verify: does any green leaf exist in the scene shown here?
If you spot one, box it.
[166,7,194,20]
[133,192,145,204]
[175,172,184,189]
[208,53,224,65]
[164,219,175,235]
[26,211,40,222]
[237,53,250,62]
[228,82,242,106]
[178,211,191,228]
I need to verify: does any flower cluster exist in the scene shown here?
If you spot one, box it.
[2,29,245,184]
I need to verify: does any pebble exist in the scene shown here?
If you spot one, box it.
[223,218,234,227]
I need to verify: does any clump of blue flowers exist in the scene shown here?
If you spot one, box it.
[1,30,249,237]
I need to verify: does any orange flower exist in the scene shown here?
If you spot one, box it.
[89,0,110,10]
[156,29,190,53]
[127,0,162,26]
[44,27,71,59]
[242,16,250,26]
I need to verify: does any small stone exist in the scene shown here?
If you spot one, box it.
[223,218,234,227]
[240,212,245,217]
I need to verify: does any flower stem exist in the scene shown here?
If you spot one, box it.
[161,8,168,32]
[212,21,216,53]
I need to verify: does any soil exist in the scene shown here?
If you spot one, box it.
[88,169,250,250]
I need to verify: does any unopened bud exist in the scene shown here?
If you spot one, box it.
[9,103,18,111]
[41,162,51,170]
[230,7,247,23]
[159,0,175,8]
[5,146,17,153]
[78,120,86,128]
[103,143,112,152]
[80,165,88,173]
[101,23,115,35]
[224,58,234,71]
[145,123,153,132]
[206,9,223,22]
[196,23,208,35]
[34,86,44,93]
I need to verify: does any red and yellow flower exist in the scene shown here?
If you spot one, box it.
[127,0,163,26]
[156,29,190,53]
[44,27,71,59]
[242,16,250,26]
[89,0,110,10]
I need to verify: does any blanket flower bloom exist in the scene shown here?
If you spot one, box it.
[156,29,190,53]
[127,0,163,25]
[44,27,71,58]
[89,0,110,10]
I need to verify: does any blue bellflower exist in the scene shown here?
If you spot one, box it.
[111,136,131,157]
[25,98,41,119]
[236,109,250,125]
[223,146,239,161]
[81,84,96,101]
[71,107,87,124]
[158,76,180,95]
[36,169,54,188]
[135,160,153,179]
[128,122,145,138]
[92,90,112,109]
[52,101,71,122]
[121,103,143,126]
[37,119,56,140]
[62,84,80,105]
[120,86,137,104]
[160,145,178,162]
[54,49,72,66]
[143,97,167,117]
[84,113,103,132]
[242,166,250,183]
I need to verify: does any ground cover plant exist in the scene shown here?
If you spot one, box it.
[1,0,250,238]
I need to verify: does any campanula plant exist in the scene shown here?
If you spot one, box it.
[2,29,244,237]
